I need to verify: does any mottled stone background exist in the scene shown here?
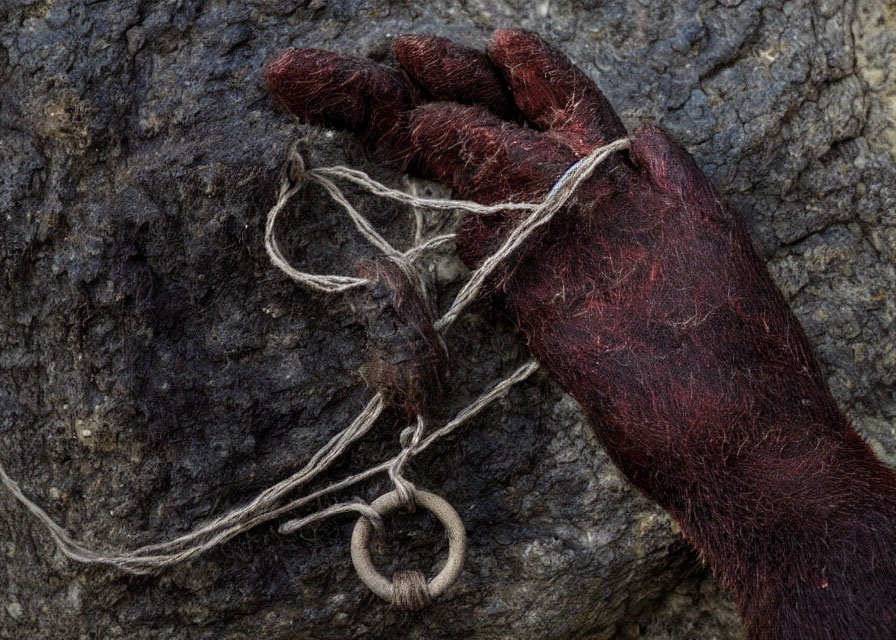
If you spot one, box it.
[1,0,894,638]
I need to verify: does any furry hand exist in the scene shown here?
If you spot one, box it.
[265,30,896,640]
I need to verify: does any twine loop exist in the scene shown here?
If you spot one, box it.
[392,569,431,611]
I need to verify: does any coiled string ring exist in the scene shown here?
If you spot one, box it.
[350,489,466,610]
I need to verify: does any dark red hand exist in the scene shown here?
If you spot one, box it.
[265,30,896,640]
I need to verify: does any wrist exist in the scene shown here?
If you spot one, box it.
[667,427,896,639]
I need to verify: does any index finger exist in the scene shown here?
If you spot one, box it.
[488,29,628,156]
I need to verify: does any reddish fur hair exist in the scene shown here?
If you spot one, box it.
[264,30,896,639]
[355,257,447,416]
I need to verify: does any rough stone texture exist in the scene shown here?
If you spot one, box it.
[0,0,893,638]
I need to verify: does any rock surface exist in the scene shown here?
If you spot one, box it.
[1,0,894,638]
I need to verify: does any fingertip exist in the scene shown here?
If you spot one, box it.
[263,48,302,107]
[392,34,439,85]
[630,123,724,218]
[487,28,541,61]
[263,48,347,119]
[629,123,686,190]
[392,34,427,61]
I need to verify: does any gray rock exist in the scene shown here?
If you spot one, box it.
[1,0,893,638]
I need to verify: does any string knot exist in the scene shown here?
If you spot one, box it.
[388,415,425,511]
[391,569,432,611]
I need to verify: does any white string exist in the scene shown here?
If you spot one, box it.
[434,138,630,330]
